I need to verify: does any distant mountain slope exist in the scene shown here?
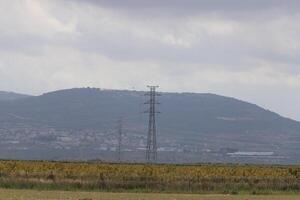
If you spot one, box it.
[0,88,298,133]
[0,91,31,101]
[0,87,300,163]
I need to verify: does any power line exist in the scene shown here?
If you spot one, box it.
[144,86,160,163]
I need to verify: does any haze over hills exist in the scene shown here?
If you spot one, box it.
[0,87,300,164]
[0,91,31,101]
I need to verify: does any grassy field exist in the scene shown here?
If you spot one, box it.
[1,189,300,200]
[0,160,300,194]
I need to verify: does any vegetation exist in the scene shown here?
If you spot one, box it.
[1,189,300,200]
[0,160,300,194]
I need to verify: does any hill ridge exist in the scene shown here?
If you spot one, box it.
[0,87,299,164]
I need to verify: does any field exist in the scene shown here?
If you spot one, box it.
[1,189,300,200]
[0,160,300,194]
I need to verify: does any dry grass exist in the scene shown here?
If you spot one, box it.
[1,189,300,200]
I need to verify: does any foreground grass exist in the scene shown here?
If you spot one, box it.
[1,189,300,200]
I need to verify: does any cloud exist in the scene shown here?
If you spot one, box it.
[71,0,300,17]
[0,0,300,120]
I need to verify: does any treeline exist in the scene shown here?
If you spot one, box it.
[0,160,300,194]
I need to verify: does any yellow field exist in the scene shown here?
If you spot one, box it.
[1,160,299,180]
[0,160,300,193]
[1,189,300,200]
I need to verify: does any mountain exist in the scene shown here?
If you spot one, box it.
[0,91,31,101]
[0,87,300,164]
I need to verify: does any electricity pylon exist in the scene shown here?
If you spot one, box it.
[144,86,160,163]
[117,117,123,162]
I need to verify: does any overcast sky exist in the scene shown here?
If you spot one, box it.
[1,0,300,120]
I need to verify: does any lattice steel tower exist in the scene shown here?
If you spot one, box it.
[117,117,123,162]
[145,86,160,163]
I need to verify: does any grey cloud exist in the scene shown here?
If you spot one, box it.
[72,0,300,11]
[1,0,300,120]
[75,34,250,67]
[0,34,49,55]
[71,0,300,17]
